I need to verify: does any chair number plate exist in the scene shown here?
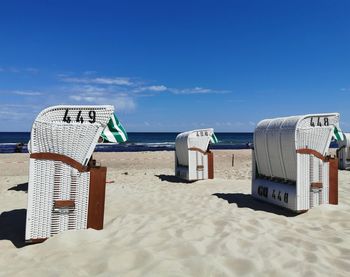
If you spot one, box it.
[310,117,329,127]
[63,109,96,124]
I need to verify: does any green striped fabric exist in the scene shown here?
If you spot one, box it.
[101,114,128,143]
[210,132,219,144]
[334,126,344,141]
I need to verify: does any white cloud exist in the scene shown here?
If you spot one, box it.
[148,85,167,91]
[0,104,38,108]
[112,96,136,112]
[0,110,25,119]
[134,85,230,95]
[69,95,96,102]
[59,73,230,95]
[69,93,136,112]
[83,70,97,75]
[169,86,229,95]
[249,121,256,126]
[94,77,132,85]
[138,85,168,92]
[56,73,231,116]
[70,85,107,95]
[12,90,42,96]
[62,76,133,86]
[215,121,234,127]
[0,66,38,74]
[0,104,40,120]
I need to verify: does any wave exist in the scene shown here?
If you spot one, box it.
[0,141,252,153]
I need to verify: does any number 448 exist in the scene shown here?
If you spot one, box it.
[310,117,329,127]
[272,189,289,203]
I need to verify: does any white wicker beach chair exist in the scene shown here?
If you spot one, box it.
[252,113,340,212]
[25,105,114,243]
[338,133,350,170]
[175,129,214,181]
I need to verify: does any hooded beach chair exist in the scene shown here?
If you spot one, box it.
[252,113,340,212]
[25,105,124,243]
[338,133,350,170]
[175,128,216,181]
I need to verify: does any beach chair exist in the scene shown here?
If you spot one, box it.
[175,129,214,181]
[252,113,340,212]
[25,105,114,243]
[338,133,350,170]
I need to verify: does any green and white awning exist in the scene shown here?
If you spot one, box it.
[334,126,345,141]
[101,114,128,143]
[210,132,219,144]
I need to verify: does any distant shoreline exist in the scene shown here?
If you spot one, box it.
[0,132,254,153]
[0,142,253,154]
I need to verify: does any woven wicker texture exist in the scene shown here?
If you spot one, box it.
[26,105,113,241]
[30,105,114,165]
[338,133,350,170]
[253,113,339,211]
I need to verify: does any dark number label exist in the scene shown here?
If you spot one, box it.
[63,109,71,123]
[324,118,329,126]
[310,117,315,127]
[310,117,329,127]
[258,186,289,204]
[257,186,269,198]
[89,111,96,123]
[76,111,84,123]
[62,109,96,124]
[263,187,268,197]
[317,117,322,126]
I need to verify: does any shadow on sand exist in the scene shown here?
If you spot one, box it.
[0,209,27,248]
[155,174,192,184]
[213,193,299,217]
[8,182,28,193]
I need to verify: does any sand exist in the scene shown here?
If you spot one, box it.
[0,150,349,276]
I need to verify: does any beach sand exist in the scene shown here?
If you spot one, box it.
[0,150,349,276]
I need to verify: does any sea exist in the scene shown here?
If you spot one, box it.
[0,132,254,153]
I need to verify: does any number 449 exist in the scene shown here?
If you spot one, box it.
[63,109,96,124]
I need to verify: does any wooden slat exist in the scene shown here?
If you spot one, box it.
[310,182,323,189]
[30,152,88,172]
[26,238,47,244]
[188,147,207,155]
[208,151,214,179]
[296,148,327,162]
[329,158,338,205]
[54,200,75,209]
[87,167,107,230]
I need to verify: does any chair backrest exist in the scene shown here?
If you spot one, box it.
[338,132,350,169]
[338,132,350,148]
[29,105,114,166]
[175,128,213,166]
[254,113,339,181]
[252,113,340,211]
[25,105,114,241]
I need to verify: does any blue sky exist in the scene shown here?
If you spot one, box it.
[0,0,349,132]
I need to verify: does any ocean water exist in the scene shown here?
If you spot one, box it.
[0,132,253,153]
